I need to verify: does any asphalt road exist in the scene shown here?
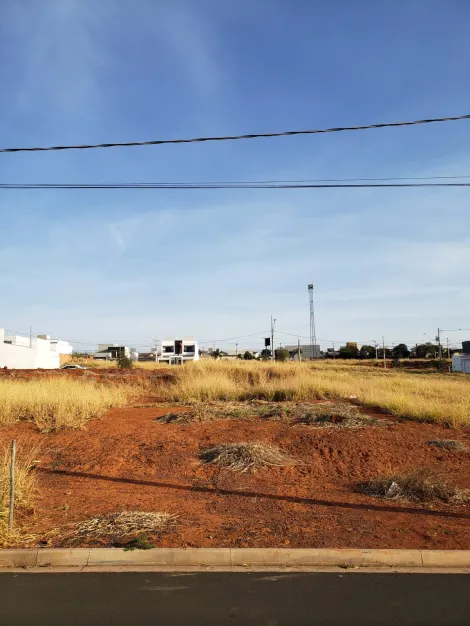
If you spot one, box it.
[0,571,469,625]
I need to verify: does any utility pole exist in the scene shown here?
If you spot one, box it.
[298,338,301,362]
[29,326,32,349]
[382,336,386,369]
[374,341,378,360]
[437,327,442,362]
[270,316,276,361]
[235,343,238,357]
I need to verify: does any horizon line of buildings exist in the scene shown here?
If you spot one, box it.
[2,326,469,371]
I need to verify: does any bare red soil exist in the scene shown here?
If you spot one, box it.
[1,406,469,549]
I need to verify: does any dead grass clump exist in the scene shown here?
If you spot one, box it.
[157,404,215,424]
[73,511,178,540]
[157,402,271,424]
[428,440,467,451]
[291,403,378,428]
[157,411,195,424]
[200,442,298,473]
[0,442,39,546]
[359,468,470,504]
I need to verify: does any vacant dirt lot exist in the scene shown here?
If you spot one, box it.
[1,402,469,549]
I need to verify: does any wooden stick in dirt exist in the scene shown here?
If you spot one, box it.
[8,440,16,531]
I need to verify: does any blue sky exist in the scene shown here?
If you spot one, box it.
[1,0,470,352]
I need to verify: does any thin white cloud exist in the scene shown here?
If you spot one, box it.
[156,4,223,95]
[108,224,127,251]
[11,0,108,117]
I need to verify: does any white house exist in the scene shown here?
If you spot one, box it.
[0,328,73,369]
[452,355,470,373]
[451,341,470,373]
[160,337,199,364]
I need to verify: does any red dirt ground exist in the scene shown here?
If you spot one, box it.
[1,405,469,549]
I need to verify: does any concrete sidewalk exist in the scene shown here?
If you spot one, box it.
[1,548,469,569]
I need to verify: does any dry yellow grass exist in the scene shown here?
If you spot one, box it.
[154,360,470,427]
[70,358,167,370]
[0,442,39,545]
[0,378,132,431]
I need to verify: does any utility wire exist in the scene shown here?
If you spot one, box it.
[1,114,469,154]
[1,182,470,190]
[198,332,269,344]
[4,174,470,187]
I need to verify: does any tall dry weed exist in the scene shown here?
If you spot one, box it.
[0,441,39,545]
[0,378,132,431]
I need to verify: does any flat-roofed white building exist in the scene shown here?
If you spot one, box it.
[0,329,73,369]
[160,337,199,364]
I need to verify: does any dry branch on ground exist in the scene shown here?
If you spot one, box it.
[200,442,299,473]
[72,511,178,540]
[358,468,470,504]
[428,440,467,451]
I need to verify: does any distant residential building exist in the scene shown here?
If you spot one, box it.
[282,344,321,360]
[0,329,73,369]
[138,352,157,362]
[160,337,199,364]
[93,345,135,361]
[325,347,340,358]
[452,341,470,373]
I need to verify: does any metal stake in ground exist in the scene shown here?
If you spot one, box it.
[8,440,16,531]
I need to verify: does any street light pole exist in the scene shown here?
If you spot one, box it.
[271,316,276,361]
[437,327,442,362]
[373,340,378,360]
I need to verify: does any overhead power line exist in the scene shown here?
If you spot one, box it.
[1,114,469,154]
[1,182,469,190]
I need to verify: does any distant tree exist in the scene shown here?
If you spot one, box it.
[275,348,290,362]
[392,343,410,359]
[413,342,439,358]
[237,354,243,360]
[377,347,393,359]
[339,345,360,359]
[117,354,133,369]
[211,349,221,359]
[243,351,255,360]
[414,344,428,359]
[359,345,375,359]
[260,348,271,361]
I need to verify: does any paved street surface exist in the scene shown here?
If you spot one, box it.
[0,571,469,625]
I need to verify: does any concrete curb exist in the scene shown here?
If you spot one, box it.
[1,548,469,569]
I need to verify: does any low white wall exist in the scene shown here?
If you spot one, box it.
[50,340,73,355]
[0,329,60,369]
[452,355,470,373]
